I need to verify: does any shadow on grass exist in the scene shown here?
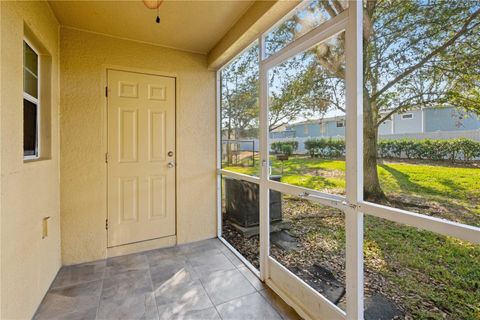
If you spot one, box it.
[281,174,343,191]
[378,164,468,199]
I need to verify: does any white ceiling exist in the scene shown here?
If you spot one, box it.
[48,0,255,54]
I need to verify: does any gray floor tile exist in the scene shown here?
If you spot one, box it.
[146,247,187,268]
[155,278,213,319]
[169,306,222,320]
[101,269,153,299]
[237,265,264,291]
[35,239,300,320]
[216,292,282,320]
[148,252,188,270]
[34,280,102,320]
[105,253,149,277]
[177,239,223,258]
[97,292,158,320]
[222,248,245,268]
[188,251,235,278]
[98,269,158,319]
[150,259,198,289]
[200,269,256,305]
[51,260,106,289]
[259,288,302,320]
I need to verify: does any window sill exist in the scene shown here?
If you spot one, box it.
[23,156,50,164]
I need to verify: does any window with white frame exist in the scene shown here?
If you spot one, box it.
[336,120,345,128]
[23,40,39,159]
[218,40,260,272]
[216,1,480,320]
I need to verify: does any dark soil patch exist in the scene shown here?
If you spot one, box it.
[302,168,345,178]
[222,218,260,269]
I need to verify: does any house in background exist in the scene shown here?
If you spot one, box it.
[271,106,480,139]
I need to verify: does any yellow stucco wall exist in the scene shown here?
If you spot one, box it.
[0,1,61,319]
[60,27,217,265]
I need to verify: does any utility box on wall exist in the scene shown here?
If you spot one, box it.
[224,176,282,228]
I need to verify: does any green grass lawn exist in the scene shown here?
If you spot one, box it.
[224,156,480,226]
[223,156,480,319]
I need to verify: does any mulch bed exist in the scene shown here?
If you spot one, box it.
[222,198,409,319]
[222,219,260,269]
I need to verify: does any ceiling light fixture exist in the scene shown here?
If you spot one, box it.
[143,0,163,24]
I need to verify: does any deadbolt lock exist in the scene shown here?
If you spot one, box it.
[168,151,174,157]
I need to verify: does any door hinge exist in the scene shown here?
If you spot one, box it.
[105,86,108,97]
[105,152,109,163]
[105,219,108,230]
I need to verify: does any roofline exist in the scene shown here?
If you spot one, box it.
[288,105,456,126]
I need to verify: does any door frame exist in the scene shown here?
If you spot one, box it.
[102,65,178,252]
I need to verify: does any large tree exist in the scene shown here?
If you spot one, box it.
[268,0,480,200]
[221,43,259,164]
[221,43,259,141]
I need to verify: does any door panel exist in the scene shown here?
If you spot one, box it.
[107,69,176,247]
[119,108,138,163]
[148,110,166,162]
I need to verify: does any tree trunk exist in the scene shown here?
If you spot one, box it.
[363,95,385,201]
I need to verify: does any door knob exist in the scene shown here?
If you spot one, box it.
[167,162,175,168]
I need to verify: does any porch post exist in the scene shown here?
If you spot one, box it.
[258,35,270,281]
[345,1,364,319]
[216,70,223,238]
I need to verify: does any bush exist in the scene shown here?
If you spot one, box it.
[280,144,293,156]
[455,138,480,161]
[304,138,345,158]
[271,141,298,154]
[377,138,480,162]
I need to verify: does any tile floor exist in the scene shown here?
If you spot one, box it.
[34,238,301,320]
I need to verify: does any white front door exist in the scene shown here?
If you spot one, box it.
[107,69,176,247]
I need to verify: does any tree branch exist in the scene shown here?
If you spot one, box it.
[331,0,344,14]
[322,1,338,19]
[372,8,480,102]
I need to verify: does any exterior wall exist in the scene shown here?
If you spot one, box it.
[270,130,295,139]
[290,123,312,138]
[285,120,346,138]
[378,119,393,135]
[391,109,423,133]
[0,1,61,319]
[424,107,480,132]
[308,123,321,137]
[325,120,345,136]
[280,107,480,139]
[60,27,216,265]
